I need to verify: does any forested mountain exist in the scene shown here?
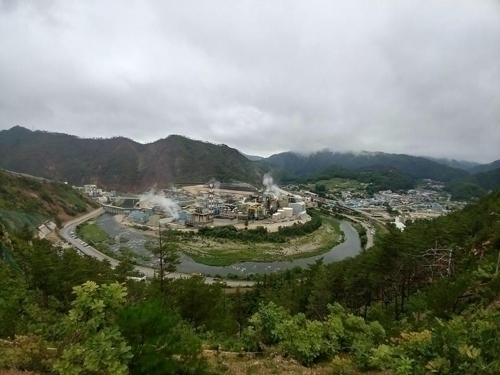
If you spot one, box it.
[299,164,415,193]
[424,156,479,170]
[0,169,97,230]
[264,150,469,182]
[0,126,265,192]
[445,167,500,200]
[240,152,264,161]
[468,158,500,174]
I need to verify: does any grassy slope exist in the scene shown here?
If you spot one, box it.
[305,177,366,192]
[0,170,98,231]
[75,220,110,243]
[299,164,415,193]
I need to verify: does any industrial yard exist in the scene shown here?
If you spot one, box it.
[95,176,312,234]
[71,176,346,266]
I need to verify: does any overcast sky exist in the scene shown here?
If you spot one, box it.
[1,1,499,162]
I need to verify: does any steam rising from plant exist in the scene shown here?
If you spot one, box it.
[209,178,221,196]
[263,173,280,197]
[139,190,181,219]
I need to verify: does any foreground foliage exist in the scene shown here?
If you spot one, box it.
[243,302,385,365]
[54,282,132,375]
[1,189,500,374]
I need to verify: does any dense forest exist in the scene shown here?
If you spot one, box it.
[1,189,500,374]
[0,126,267,191]
[263,150,469,182]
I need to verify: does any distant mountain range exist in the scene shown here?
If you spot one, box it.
[0,126,266,192]
[423,157,480,171]
[262,150,500,199]
[467,159,500,174]
[240,152,264,161]
[1,126,499,198]
[262,150,469,182]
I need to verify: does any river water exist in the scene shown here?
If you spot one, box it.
[96,214,361,277]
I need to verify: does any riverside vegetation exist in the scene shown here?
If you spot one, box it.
[171,212,344,266]
[91,211,344,267]
[1,187,500,374]
[75,221,152,265]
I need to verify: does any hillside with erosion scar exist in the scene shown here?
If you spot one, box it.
[0,169,98,231]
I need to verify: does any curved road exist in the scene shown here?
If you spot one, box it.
[60,208,254,287]
[342,214,374,249]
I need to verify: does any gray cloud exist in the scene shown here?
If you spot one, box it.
[0,0,499,162]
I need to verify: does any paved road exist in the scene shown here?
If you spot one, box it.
[342,214,374,249]
[60,208,254,287]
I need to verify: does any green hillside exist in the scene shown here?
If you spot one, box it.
[298,164,415,194]
[445,167,500,200]
[467,158,500,174]
[265,150,469,182]
[0,126,264,192]
[0,169,97,230]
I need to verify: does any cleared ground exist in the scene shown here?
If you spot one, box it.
[182,184,256,198]
[75,220,110,243]
[205,351,389,375]
[306,178,366,192]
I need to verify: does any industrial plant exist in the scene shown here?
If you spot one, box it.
[94,176,311,231]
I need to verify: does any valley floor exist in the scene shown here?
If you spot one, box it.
[107,213,343,267]
[177,215,343,266]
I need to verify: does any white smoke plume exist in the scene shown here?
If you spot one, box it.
[139,190,181,219]
[263,173,281,197]
[209,178,221,197]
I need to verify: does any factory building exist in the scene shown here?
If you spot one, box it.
[116,180,311,230]
[188,211,212,225]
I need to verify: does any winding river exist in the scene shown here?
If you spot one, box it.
[96,214,362,277]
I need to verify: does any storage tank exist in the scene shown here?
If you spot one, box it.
[283,207,293,218]
[290,202,306,216]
